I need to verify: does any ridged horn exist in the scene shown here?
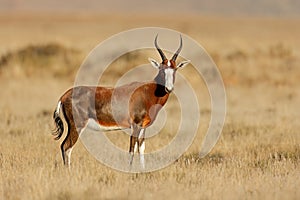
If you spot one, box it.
[171,35,182,61]
[155,34,167,62]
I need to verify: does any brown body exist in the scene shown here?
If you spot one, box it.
[52,35,189,167]
[62,81,169,129]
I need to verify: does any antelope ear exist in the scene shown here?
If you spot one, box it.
[148,58,160,69]
[177,60,190,69]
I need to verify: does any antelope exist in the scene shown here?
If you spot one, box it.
[52,35,190,168]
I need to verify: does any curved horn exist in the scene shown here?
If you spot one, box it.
[171,35,182,61]
[155,34,167,62]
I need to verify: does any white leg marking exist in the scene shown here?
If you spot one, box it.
[65,125,84,167]
[138,129,146,169]
[138,129,145,139]
[139,141,145,169]
[139,141,145,154]
[128,152,134,165]
[134,142,138,153]
[65,147,73,167]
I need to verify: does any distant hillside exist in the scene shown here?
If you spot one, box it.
[0,0,299,17]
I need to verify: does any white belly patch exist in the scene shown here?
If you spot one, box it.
[86,118,124,131]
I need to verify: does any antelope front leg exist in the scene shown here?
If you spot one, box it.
[128,124,140,165]
[129,135,138,165]
[138,129,146,169]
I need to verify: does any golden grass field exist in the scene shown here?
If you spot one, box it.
[0,14,300,199]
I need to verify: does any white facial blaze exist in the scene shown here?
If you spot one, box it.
[167,60,171,67]
[164,68,174,91]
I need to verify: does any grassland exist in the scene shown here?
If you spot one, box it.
[0,14,299,199]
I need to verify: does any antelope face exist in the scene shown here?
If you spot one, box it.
[164,63,175,93]
[149,35,190,93]
[149,59,189,93]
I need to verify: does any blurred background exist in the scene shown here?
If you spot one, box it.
[0,1,299,199]
[1,0,299,122]
[1,0,300,16]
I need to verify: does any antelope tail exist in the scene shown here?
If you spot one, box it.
[52,101,64,140]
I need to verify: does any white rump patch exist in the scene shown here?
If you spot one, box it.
[56,101,62,113]
[164,68,174,91]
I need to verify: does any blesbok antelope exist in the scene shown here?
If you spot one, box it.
[52,35,190,168]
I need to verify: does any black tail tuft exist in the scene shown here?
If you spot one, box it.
[52,110,64,140]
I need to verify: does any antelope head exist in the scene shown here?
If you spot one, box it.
[149,35,190,93]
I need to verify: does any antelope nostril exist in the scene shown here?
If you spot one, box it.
[165,87,173,93]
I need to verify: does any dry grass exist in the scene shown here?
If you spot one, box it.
[0,14,299,200]
[0,43,83,78]
[1,115,299,200]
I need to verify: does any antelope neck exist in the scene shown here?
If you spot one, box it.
[154,72,168,97]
